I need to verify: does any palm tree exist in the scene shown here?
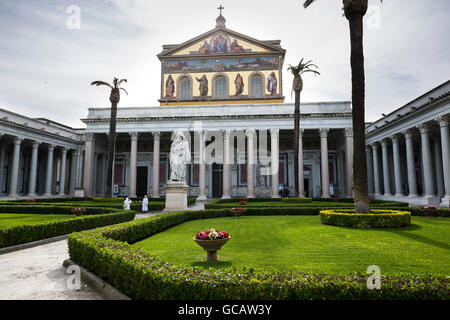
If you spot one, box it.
[303,0,382,213]
[287,59,320,198]
[91,77,128,198]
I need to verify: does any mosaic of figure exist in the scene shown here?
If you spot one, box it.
[212,34,228,53]
[230,39,245,53]
[267,72,278,95]
[165,75,175,97]
[196,74,209,96]
[234,73,244,96]
[199,40,212,54]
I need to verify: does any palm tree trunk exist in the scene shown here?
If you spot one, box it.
[105,101,117,198]
[294,90,301,198]
[348,14,370,213]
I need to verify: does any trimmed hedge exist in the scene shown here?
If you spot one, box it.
[68,209,447,300]
[0,206,135,248]
[282,197,312,203]
[0,205,120,215]
[320,209,411,228]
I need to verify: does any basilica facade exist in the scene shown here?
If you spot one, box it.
[0,14,449,207]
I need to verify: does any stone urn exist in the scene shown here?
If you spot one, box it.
[230,207,245,219]
[193,237,231,262]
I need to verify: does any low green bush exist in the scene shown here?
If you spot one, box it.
[67,209,447,300]
[320,209,411,228]
[0,205,117,215]
[0,208,135,248]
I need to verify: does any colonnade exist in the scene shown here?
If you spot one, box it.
[366,116,450,206]
[0,134,82,197]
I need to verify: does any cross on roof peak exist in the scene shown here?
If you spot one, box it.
[217,5,224,16]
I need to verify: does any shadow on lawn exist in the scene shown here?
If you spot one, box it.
[191,261,232,269]
[388,226,450,251]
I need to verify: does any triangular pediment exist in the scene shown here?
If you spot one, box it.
[158,27,285,59]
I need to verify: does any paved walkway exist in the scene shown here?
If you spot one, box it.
[0,202,205,300]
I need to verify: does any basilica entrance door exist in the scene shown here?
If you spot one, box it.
[136,166,148,197]
[212,163,223,198]
[304,179,310,198]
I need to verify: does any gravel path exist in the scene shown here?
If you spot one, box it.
[0,202,206,300]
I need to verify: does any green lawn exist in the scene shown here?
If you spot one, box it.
[0,213,78,227]
[132,216,450,276]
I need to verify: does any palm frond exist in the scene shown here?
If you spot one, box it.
[117,79,127,86]
[303,0,316,8]
[119,87,129,95]
[91,81,113,89]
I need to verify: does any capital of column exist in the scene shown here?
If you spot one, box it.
[319,128,329,138]
[245,128,256,138]
[13,136,24,145]
[402,128,415,140]
[31,140,41,149]
[84,133,95,142]
[390,134,402,143]
[151,131,161,141]
[47,144,55,152]
[61,147,68,155]
[417,124,430,134]
[366,145,372,153]
[371,142,380,150]
[129,132,139,141]
[381,138,390,147]
[270,129,279,137]
[221,129,231,140]
[344,128,353,137]
[436,115,450,127]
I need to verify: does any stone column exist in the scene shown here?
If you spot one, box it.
[58,148,67,195]
[366,146,374,195]
[270,129,280,198]
[69,149,78,194]
[437,116,450,205]
[419,124,435,198]
[344,128,353,197]
[28,141,40,196]
[298,129,305,198]
[404,130,418,197]
[0,139,5,194]
[433,137,445,197]
[320,129,330,198]
[83,133,95,197]
[44,144,55,196]
[372,143,382,197]
[129,132,138,198]
[222,130,231,199]
[246,129,256,198]
[197,131,207,201]
[391,135,403,197]
[76,148,83,189]
[152,132,160,198]
[8,136,23,197]
[381,138,392,196]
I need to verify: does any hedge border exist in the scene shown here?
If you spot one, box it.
[68,208,447,300]
[320,209,412,228]
[0,206,136,248]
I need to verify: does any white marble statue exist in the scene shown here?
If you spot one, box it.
[169,131,191,182]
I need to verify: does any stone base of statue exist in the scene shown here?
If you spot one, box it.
[164,181,189,212]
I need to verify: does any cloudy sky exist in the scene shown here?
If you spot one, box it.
[0,0,449,128]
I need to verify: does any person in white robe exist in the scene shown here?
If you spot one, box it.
[123,197,132,210]
[142,195,149,213]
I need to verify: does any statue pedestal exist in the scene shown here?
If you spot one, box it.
[164,181,189,212]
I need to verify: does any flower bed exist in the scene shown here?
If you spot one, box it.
[0,205,135,248]
[67,208,447,300]
[320,209,411,228]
